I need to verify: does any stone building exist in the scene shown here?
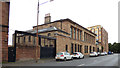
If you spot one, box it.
[13,14,97,61]
[0,0,10,62]
[33,16,97,55]
[87,25,108,52]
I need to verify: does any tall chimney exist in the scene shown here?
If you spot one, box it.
[44,13,51,24]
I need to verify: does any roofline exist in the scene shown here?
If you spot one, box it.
[33,18,96,36]
[87,25,102,28]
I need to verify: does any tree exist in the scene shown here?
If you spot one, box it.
[108,42,120,53]
[108,43,112,51]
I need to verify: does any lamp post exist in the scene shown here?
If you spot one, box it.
[35,0,54,63]
[35,0,39,63]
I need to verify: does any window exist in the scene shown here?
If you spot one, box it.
[90,46,92,53]
[74,28,76,39]
[97,26,99,29]
[67,53,70,55]
[80,31,82,40]
[84,33,85,41]
[70,27,72,38]
[78,45,79,52]
[18,37,20,43]
[75,44,76,52]
[48,33,51,36]
[86,33,87,41]
[65,53,67,55]
[84,46,88,53]
[80,45,82,53]
[24,37,25,43]
[96,38,98,41]
[87,46,88,53]
[33,37,35,45]
[84,46,86,53]
[39,37,41,45]
[28,36,31,42]
[71,43,73,54]
[66,45,68,52]
[95,30,98,34]
[77,29,79,40]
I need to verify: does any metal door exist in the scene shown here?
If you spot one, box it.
[40,47,56,58]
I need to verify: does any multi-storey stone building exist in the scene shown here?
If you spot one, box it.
[33,17,97,55]
[13,14,97,61]
[0,0,10,62]
[87,25,108,52]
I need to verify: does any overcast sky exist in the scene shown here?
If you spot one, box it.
[8,0,119,45]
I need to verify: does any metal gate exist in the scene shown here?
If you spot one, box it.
[8,47,15,62]
[40,47,56,58]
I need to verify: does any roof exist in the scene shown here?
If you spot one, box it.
[26,29,33,33]
[27,27,70,35]
[32,27,57,33]
[33,18,96,36]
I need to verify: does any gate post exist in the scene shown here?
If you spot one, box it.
[54,39,56,57]
[14,30,17,62]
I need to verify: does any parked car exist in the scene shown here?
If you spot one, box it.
[89,52,98,57]
[104,52,108,55]
[55,52,73,61]
[71,52,84,59]
[97,52,100,56]
[108,51,112,54]
[100,52,105,56]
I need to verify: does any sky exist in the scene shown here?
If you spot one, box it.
[8,0,119,45]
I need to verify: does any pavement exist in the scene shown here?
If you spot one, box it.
[2,58,56,66]
[2,53,120,67]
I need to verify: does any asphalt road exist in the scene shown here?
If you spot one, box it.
[3,53,120,67]
[32,53,119,66]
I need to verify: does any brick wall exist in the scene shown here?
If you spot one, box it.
[16,44,40,61]
[101,27,108,52]
[0,1,9,62]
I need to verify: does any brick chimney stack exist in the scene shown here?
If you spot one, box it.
[44,13,51,24]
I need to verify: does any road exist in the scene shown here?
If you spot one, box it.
[3,54,119,67]
[32,54,119,66]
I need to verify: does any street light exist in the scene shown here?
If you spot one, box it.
[35,0,54,63]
